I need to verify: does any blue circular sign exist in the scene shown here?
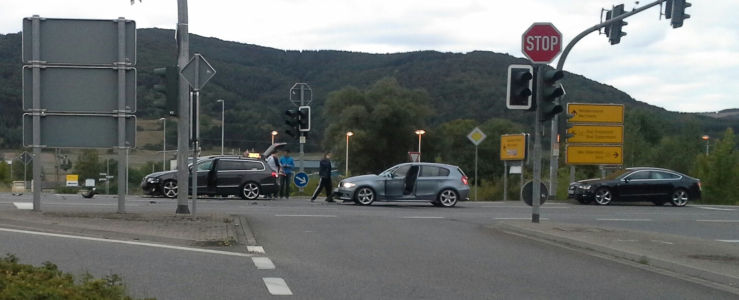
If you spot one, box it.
[293,172,309,188]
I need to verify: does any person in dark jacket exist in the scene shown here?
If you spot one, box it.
[311,152,334,202]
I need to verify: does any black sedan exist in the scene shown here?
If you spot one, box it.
[568,167,701,206]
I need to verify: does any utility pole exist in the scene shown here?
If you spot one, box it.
[175,0,191,214]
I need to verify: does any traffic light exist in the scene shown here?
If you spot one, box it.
[284,109,300,138]
[153,66,179,116]
[538,69,565,122]
[564,113,576,142]
[608,4,627,45]
[298,106,311,132]
[670,0,691,28]
[506,64,534,110]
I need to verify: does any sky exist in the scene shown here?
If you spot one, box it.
[1,0,737,113]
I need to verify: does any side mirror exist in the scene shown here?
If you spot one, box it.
[622,178,629,183]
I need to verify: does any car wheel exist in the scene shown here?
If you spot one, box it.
[240,182,261,200]
[670,189,689,207]
[594,187,613,205]
[162,180,178,198]
[652,200,666,206]
[437,189,458,207]
[354,187,375,206]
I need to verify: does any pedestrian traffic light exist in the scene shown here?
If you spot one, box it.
[284,109,300,138]
[298,106,311,132]
[538,69,565,122]
[608,4,627,45]
[670,0,691,28]
[506,64,534,110]
[153,66,179,116]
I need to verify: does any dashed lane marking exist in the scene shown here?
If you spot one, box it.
[0,227,253,257]
[252,257,276,270]
[402,216,445,219]
[247,246,265,254]
[696,220,739,223]
[597,218,652,222]
[495,217,550,220]
[717,240,739,243]
[13,202,33,210]
[263,277,293,296]
[696,206,736,211]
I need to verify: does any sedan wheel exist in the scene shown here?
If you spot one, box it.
[670,189,689,207]
[240,182,260,200]
[437,189,458,207]
[594,187,612,205]
[162,180,178,198]
[354,187,375,206]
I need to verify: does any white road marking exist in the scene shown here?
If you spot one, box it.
[696,206,736,211]
[0,227,252,257]
[480,205,569,209]
[717,240,739,243]
[495,217,550,220]
[13,202,33,210]
[263,277,293,296]
[247,246,265,254]
[402,216,445,219]
[274,214,337,218]
[597,218,652,222]
[696,220,739,223]
[650,240,675,245]
[252,257,276,270]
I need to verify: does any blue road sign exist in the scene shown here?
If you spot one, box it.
[293,172,309,188]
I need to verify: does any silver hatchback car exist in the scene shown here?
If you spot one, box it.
[334,162,470,207]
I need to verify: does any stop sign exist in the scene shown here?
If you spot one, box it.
[521,22,562,64]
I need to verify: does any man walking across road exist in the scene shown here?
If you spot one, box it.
[311,152,334,202]
[279,150,295,199]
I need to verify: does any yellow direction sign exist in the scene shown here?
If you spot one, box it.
[566,145,623,165]
[500,134,527,161]
[567,103,624,124]
[567,125,623,144]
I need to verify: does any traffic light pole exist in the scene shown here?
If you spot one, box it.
[549,0,664,195]
[532,65,543,223]
[175,0,191,214]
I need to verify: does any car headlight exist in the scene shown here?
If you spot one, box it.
[581,185,591,190]
[342,182,356,188]
[147,177,160,183]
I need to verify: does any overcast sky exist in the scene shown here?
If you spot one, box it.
[2,0,736,112]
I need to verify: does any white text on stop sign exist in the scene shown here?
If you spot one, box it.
[525,35,559,51]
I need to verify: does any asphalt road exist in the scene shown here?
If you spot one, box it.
[0,194,737,299]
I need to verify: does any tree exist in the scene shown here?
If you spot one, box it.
[73,150,103,183]
[693,128,738,204]
[322,77,433,174]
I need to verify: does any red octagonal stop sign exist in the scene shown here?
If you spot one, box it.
[522,22,562,64]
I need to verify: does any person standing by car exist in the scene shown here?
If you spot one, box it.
[311,152,334,202]
[279,150,295,199]
[265,152,281,198]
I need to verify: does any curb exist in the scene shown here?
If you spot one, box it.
[495,222,739,295]
[234,215,257,246]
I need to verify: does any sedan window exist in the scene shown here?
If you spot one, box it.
[625,171,651,180]
[218,160,243,171]
[196,160,213,171]
[392,165,411,177]
[420,166,450,177]
[651,171,680,180]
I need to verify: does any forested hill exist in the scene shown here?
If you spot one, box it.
[0,28,734,149]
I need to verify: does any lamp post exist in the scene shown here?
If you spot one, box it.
[160,118,166,171]
[346,131,354,176]
[702,135,710,155]
[216,99,225,155]
[414,130,426,158]
[271,130,278,144]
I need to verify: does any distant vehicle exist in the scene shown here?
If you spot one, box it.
[334,162,470,207]
[141,143,285,200]
[568,167,701,206]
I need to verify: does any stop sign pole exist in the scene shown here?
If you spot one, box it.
[521,22,562,223]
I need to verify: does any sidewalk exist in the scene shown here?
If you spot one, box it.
[496,220,739,295]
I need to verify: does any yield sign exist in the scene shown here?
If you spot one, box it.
[181,53,216,90]
[522,22,562,64]
[467,127,487,146]
[408,152,421,162]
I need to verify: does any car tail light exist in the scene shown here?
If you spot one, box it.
[461,176,469,185]
[271,171,278,178]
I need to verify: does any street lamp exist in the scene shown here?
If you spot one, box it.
[216,99,225,155]
[415,129,426,155]
[160,117,166,171]
[702,135,710,155]
[271,130,278,144]
[346,131,354,176]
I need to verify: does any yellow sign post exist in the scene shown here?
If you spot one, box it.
[566,145,623,165]
[566,125,623,144]
[65,174,79,187]
[567,103,624,124]
[500,134,527,161]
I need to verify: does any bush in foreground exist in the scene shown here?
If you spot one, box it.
[0,254,151,300]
